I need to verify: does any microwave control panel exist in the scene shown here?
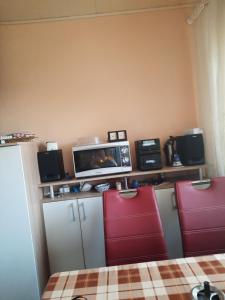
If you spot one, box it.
[120,146,131,166]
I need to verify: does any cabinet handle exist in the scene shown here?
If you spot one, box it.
[79,202,86,221]
[70,203,76,222]
[171,192,177,210]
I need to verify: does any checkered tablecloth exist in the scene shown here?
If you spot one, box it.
[42,254,225,300]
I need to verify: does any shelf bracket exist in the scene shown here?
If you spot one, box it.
[199,167,203,180]
[124,177,128,190]
[49,185,54,199]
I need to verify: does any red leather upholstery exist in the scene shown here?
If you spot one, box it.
[103,186,168,266]
[176,177,225,257]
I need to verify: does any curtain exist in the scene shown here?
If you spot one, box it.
[194,0,225,176]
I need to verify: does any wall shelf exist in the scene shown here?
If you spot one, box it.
[39,165,206,199]
[42,182,178,203]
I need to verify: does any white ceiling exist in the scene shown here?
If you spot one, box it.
[0,0,200,23]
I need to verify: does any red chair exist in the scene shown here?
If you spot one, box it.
[103,186,168,266]
[176,177,225,257]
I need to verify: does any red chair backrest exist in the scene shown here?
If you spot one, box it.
[176,177,225,257]
[103,186,168,266]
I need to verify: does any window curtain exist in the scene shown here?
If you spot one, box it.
[194,0,225,176]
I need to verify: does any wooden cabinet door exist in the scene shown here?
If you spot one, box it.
[43,200,85,273]
[78,196,106,268]
[155,188,183,259]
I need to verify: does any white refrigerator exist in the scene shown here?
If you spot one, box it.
[0,143,49,300]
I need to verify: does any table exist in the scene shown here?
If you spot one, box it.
[42,254,225,299]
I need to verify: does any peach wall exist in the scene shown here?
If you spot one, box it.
[0,8,197,174]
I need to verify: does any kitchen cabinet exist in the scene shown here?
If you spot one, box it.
[43,185,209,273]
[43,196,106,274]
[78,197,106,269]
[43,200,85,273]
[155,188,183,259]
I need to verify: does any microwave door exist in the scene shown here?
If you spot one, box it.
[73,141,132,178]
[74,147,122,173]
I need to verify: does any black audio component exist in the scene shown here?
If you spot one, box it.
[176,134,205,166]
[37,150,65,182]
[135,139,162,171]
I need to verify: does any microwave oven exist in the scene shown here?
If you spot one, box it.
[72,141,132,178]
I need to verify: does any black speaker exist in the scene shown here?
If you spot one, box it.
[135,139,162,171]
[176,134,205,166]
[37,150,65,182]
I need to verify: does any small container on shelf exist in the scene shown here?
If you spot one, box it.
[116,181,122,191]
[80,182,92,192]
[131,180,140,189]
[59,185,70,194]
[95,183,110,193]
[70,185,80,193]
